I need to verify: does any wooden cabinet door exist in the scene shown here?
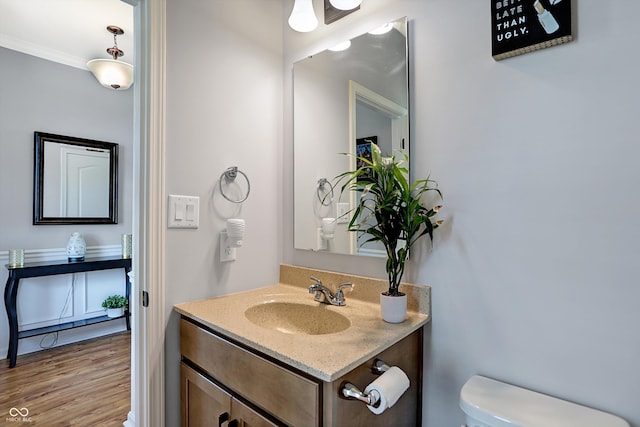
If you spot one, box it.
[231,399,279,427]
[325,329,423,427]
[181,363,232,427]
[181,319,320,426]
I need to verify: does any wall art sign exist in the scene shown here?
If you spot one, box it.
[491,0,572,60]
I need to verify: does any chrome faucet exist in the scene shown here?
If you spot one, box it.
[308,276,353,306]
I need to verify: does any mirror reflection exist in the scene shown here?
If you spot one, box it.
[33,132,118,224]
[293,17,409,256]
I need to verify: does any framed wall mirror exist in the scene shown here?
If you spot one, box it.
[293,17,409,256]
[33,132,118,225]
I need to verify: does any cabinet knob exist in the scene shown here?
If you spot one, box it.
[218,412,239,427]
[218,412,229,427]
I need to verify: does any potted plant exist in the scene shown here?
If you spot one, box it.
[336,144,442,323]
[102,294,128,318]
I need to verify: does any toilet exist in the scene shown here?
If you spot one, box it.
[460,375,629,427]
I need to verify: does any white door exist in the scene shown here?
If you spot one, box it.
[60,146,110,217]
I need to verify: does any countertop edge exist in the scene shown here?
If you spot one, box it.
[174,289,430,382]
[175,307,429,382]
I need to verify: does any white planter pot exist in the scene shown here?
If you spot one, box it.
[106,307,124,318]
[380,292,407,323]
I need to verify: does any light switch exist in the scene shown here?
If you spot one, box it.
[168,195,199,229]
[175,204,185,220]
[336,202,350,224]
[186,203,196,221]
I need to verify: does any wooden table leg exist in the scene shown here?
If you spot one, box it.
[4,275,19,368]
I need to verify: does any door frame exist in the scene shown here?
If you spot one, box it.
[125,0,167,426]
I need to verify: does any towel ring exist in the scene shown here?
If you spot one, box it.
[219,166,251,204]
[317,178,334,206]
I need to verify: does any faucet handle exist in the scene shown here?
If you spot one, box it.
[337,282,353,293]
[334,282,353,305]
[309,276,323,293]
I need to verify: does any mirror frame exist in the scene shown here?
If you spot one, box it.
[33,132,119,225]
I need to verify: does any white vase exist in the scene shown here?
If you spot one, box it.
[380,292,407,323]
[106,307,124,318]
[66,232,86,261]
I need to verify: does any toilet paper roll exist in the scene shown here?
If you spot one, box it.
[364,366,410,415]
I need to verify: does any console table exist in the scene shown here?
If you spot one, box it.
[4,256,132,368]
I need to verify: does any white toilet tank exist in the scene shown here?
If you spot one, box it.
[460,375,629,427]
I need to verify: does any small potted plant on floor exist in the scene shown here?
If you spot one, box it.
[102,295,128,318]
[336,144,443,323]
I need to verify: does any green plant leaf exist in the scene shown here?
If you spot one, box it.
[334,144,443,292]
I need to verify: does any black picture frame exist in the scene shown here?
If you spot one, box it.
[491,0,573,60]
[33,132,119,225]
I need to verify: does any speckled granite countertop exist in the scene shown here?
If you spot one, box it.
[174,264,431,382]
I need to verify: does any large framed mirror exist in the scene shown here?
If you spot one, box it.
[293,17,409,256]
[33,132,118,225]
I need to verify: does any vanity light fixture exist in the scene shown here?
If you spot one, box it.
[368,22,394,35]
[329,0,362,10]
[324,0,361,25]
[288,0,319,32]
[86,26,134,90]
[328,40,351,51]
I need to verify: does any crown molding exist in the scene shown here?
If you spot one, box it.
[0,33,88,70]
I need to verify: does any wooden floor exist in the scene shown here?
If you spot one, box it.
[0,331,130,426]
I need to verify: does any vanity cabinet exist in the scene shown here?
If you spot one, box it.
[180,317,422,426]
[181,318,319,426]
[181,363,278,427]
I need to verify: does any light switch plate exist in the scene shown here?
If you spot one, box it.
[168,195,199,229]
[336,202,350,224]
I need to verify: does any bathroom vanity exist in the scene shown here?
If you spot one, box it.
[175,265,430,426]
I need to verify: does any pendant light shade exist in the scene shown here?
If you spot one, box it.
[87,59,134,90]
[87,26,134,90]
[288,0,318,32]
[329,0,362,10]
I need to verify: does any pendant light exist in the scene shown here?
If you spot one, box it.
[288,0,318,32]
[87,26,134,90]
[329,0,362,11]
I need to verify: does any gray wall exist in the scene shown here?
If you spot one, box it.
[164,1,284,426]
[0,46,134,251]
[284,0,640,426]
[163,0,640,425]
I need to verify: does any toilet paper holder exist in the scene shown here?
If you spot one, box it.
[339,358,391,407]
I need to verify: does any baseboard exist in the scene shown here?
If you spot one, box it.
[4,319,128,357]
[123,411,135,427]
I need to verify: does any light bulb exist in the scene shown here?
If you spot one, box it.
[328,40,351,52]
[368,22,393,35]
[329,0,362,11]
[288,0,318,33]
